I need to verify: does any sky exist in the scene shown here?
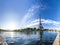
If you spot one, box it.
[0,0,60,30]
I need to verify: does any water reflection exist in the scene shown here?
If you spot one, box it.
[0,31,57,45]
[39,30,43,45]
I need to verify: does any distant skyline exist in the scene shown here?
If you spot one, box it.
[0,0,60,30]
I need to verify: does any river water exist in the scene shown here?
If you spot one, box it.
[0,31,57,45]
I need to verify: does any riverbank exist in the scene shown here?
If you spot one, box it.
[0,36,8,45]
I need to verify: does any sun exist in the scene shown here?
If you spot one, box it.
[7,22,16,30]
[3,21,17,30]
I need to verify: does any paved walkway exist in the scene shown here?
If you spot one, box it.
[0,36,8,45]
[53,33,59,45]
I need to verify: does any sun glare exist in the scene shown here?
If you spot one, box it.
[10,32,14,38]
[3,21,17,30]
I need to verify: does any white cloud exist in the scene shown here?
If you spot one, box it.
[25,18,60,30]
[42,19,60,26]
[19,1,48,28]
[21,3,47,25]
[20,5,40,28]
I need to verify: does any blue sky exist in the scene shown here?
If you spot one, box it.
[0,0,60,30]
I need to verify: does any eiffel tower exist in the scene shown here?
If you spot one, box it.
[39,15,43,30]
[39,15,44,45]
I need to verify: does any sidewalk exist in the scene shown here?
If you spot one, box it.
[53,33,59,45]
[0,36,8,45]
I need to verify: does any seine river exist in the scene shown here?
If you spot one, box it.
[0,31,57,45]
